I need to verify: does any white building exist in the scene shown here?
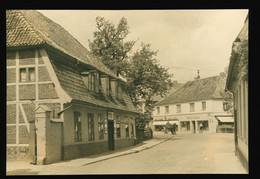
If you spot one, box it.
[153,74,233,134]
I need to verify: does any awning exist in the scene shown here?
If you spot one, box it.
[153,121,179,126]
[216,116,234,123]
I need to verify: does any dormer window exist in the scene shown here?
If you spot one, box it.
[81,70,100,93]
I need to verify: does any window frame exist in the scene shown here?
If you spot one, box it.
[98,114,105,140]
[88,113,95,141]
[19,67,35,83]
[190,103,195,112]
[116,116,121,138]
[165,106,169,114]
[202,101,206,111]
[74,111,82,142]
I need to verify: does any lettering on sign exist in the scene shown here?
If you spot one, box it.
[187,116,200,119]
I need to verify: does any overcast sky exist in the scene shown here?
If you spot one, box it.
[38,9,248,83]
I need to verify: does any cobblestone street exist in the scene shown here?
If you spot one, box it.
[7,132,246,175]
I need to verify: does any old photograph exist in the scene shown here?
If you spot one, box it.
[6,9,248,175]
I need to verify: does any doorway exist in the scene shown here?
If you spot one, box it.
[108,120,114,150]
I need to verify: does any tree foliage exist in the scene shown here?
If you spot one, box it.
[88,17,173,116]
[125,43,173,114]
[88,16,136,76]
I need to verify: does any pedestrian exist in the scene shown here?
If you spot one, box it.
[199,123,203,133]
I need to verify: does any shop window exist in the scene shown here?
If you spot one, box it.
[74,112,82,142]
[202,101,206,111]
[165,106,169,114]
[88,113,95,141]
[98,114,105,140]
[181,121,190,131]
[116,116,121,138]
[131,123,134,137]
[177,104,181,113]
[190,103,195,112]
[125,117,129,137]
[19,67,35,82]
[198,121,209,131]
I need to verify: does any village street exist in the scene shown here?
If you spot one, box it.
[58,133,245,174]
[7,132,246,175]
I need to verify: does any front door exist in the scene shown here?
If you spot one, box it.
[108,120,114,150]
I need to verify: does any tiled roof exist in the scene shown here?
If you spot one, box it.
[48,49,138,113]
[6,10,138,113]
[155,75,231,106]
[6,10,119,79]
[151,82,184,102]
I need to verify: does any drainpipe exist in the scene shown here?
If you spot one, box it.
[57,104,73,118]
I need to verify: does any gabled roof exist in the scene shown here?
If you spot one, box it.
[155,74,231,106]
[47,49,138,113]
[151,82,184,102]
[6,10,119,80]
[226,14,248,91]
[6,10,138,113]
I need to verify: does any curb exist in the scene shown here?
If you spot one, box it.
[81,135,174,167]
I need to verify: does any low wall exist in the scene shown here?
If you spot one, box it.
[6,146,30,161]
[63,141,108,160]
[114,138,134,150]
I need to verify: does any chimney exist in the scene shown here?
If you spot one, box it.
[100,75,109,95]
[110,78,118,98]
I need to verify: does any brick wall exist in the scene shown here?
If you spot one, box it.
[19,125,29,144]
[7,68,16,83]
[38,84,58,99]
[7,85,16,101]
[38,66,51,81]
[7,104,16,124]
[19,84,36,100]
[7,126,16,144]
[22,103,35,122]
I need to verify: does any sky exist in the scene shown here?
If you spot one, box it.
[38,9,248,83]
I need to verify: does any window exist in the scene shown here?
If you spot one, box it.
[165,106,169,114]
[176,104,181,113]
[88,73,96,92]
[125,117,129,137]
[202,102,206,111]
[98,114,105,140]
[131,123,134,137]
[181,121,190,131]
[157,107,160,114]
[190,103,195,112]
[88,113,95,141]
[223,102,228,111]
[74,112,82,142]
[19,67,35,82]
[116,116,121,138]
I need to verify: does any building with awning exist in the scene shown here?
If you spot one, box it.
[152,74,233,134]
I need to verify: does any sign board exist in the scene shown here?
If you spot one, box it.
[108,111,114,120]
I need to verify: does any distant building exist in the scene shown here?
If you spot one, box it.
[226,14,248,172]
[6,10,138,164]
[153,74,233,133]
[138,81,183,128]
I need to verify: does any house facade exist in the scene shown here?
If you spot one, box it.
[226,14,248,172]
[6,10,138,164]
[152,74,233,134]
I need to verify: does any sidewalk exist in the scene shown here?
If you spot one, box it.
[6,133,174,175]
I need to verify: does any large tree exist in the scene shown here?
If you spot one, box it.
[88,16,136,76]
[88,17,173,116]
[125,43,174,115]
